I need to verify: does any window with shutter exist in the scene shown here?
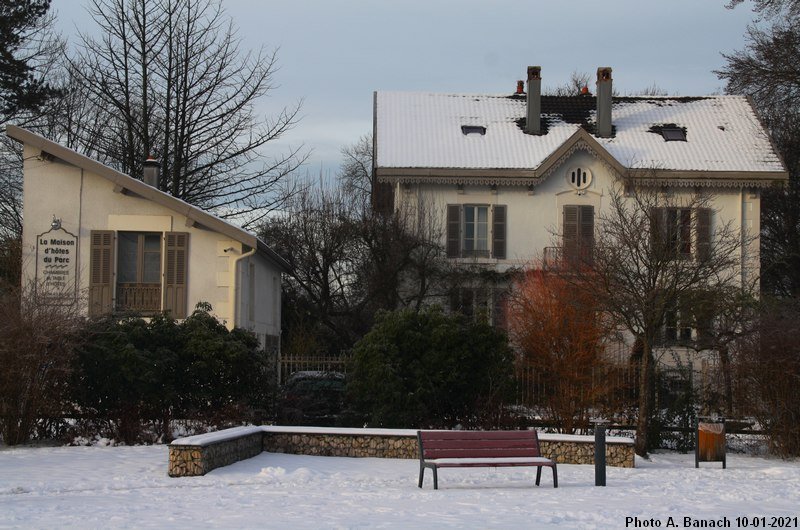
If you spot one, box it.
[651,207,709,260]
[89,230,115,317]
[447,204,507,259]
[164,232,188,318]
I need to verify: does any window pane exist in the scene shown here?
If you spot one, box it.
[476,206,488,250]
[143,252,161,283]
[117,232,138,283]
[144,234,160,251]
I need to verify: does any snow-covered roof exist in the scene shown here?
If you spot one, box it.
[375,92,786,177]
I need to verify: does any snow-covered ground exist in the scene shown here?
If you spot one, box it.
[1,445,798,529]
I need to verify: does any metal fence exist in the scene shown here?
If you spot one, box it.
[279,352,351,384]
[278,350,733,420]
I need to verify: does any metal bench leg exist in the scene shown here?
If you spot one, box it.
[552,464,558,488]
[433,467,438,490]
[535,467,542,486]
[419,464,425,488]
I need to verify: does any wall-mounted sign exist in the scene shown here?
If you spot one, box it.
[35,222,78,305]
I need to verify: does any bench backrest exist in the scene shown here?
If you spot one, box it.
[418,430,542,460]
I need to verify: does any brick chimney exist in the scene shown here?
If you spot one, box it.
[143,157,160,188]
[596,67,613,138]
[525,66,542,135]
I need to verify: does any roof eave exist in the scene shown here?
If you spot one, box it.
[5,125,286,260]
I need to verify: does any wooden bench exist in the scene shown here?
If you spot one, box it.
[417,430,558,489]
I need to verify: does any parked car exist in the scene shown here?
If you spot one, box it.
[278,371,346,426]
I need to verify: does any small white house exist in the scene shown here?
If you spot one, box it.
[373,66,788,335]
[8,125,287,352]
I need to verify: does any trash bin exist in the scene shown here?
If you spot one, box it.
[695,417,726,469]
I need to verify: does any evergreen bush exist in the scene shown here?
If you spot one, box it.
[71,304,274,443]
[346,307,514,428]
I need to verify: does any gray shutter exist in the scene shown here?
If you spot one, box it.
[696,208,711,261]
[164,232,188,318]
[492,205,506,259]
[579,205,594,263]
[446,205,461,258]
[650,207,664,253]
[89,230,115,317]
[680,209,692,257]
[563,205,578,263]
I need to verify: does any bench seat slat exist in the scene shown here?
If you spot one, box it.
[421,430,536,441]
[424,448,543,459]
[427,457,555,466]
[422,439,538,450]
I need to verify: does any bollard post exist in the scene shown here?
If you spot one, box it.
[591,418,610,486]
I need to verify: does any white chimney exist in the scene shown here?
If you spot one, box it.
[596,67,613,138]
[525,66,542,135]
[143,157,160,188]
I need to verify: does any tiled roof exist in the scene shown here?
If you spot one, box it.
[375,92,786,174]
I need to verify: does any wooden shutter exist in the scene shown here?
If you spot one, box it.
[680,209,692,257]
[446,205,461,258]
[563,205,578,264]
[164,232,188,318]
[564,206,594,265]
[696,208,711,261]
[650,207,665,253]
[89,230,115,317]
[579,205,594,263]
[492,205,506,259]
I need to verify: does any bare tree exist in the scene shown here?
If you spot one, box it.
[67,0,306,228]
[546,71,591,96]
[565,184,754,456]
[717,20,800,297]
[339,133,373,212]
[735,298,800,457]
[726,0,800,19]
[0,282,84,445]
[261,182,449,351]
[507,269,618,433]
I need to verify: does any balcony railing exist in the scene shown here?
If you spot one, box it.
[116,283,161,313]
[542,246,593,270]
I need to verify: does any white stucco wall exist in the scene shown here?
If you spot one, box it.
[394,148,756,283]
[235,254,282,345]
[20,144,281,339]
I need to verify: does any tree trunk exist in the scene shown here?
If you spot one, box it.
[718,345,734,415]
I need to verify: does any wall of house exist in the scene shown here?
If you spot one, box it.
[235,253,282,348]
[20,144,276,333]
[395,148,756,282]
[392,148,758,367]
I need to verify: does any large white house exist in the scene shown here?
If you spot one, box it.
[373,67,788,329]
[8,125,287,352]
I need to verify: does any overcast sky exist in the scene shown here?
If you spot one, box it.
[54,0,759,178]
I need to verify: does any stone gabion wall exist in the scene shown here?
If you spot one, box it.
[263,433,418,459]
[169,432,264,477]
[539,440,635,468]
[169,429,636,477]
